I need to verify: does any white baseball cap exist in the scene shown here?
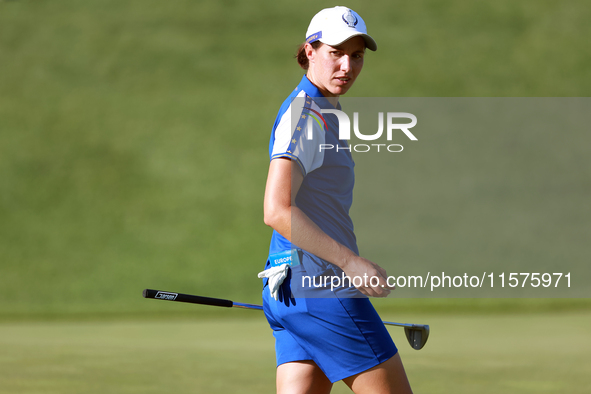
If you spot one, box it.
[305,6,377,51]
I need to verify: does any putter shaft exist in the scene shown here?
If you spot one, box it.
[143,288,429,349]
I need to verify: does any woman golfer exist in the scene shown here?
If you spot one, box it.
[259,6,413,394]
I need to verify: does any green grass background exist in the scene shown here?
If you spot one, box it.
[1,311,590,393]
[1,0,590,392]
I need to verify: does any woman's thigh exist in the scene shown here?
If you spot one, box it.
[276,360,333,394]
[342,353,413,394]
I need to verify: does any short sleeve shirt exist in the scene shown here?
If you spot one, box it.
[267,75,358,259]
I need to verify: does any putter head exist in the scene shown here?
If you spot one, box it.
[404,325,430,350]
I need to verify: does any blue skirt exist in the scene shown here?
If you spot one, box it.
[262,263,398,383]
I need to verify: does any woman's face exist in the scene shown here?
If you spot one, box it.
[306,36,366,98]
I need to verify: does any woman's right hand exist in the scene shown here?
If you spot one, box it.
[340,255,395,297]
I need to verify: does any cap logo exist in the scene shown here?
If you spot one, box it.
[306,31,322,43]
[342,9,358,28]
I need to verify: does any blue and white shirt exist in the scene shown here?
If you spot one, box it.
[267,75,359,264]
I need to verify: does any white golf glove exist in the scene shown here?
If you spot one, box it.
[258,264,290,301]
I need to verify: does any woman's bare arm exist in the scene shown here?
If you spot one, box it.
[263,157,392,297]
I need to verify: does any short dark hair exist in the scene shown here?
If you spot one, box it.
[295,41,322,70]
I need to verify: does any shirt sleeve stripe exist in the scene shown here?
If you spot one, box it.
[270,153,306,176]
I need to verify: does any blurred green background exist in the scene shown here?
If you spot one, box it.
[348,97,591,297]
[1,0,590,393]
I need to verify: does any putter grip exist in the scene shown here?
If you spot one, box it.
[143,289,233,308]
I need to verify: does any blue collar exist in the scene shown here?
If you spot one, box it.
[297,75,341,110]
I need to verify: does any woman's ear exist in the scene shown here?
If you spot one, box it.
[305,42,315,64]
